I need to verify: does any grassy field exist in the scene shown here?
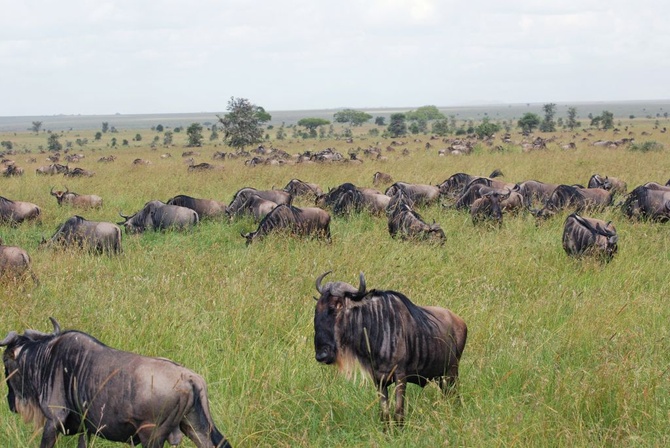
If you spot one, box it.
[1,118,670,447]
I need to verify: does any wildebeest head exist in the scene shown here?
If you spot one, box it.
[313,271,366,365]
[117,200,162,234]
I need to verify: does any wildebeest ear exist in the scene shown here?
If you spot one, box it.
[609,234,619,245]
[0,331,19,347]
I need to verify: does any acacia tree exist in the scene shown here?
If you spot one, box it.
[186,123,204,147]
[334,109,372,127]
[566,107,580,130]
[518,113,541,133]
[387,113,407,137]
[31,121,43,134]
[217,97,265,151]
[47,133,62,152]
[297,118,330,138]
[540,103,557,132]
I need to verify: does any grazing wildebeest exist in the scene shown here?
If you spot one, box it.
[372,171,393,186]
[517,180,560,208]
[385,182,440,206]
[437,169,504,197]
[1,318,231,448]
[386,200,445,244]
[313,272,467,424]
[227,187,291,216]
[35,163,68,175]
[470,190,510,226]
[453,183,496,211]
[360,190,391,216]
[64,167,94,177]
[41,215,122,254]
[283,179,323,198]
[118,200,199,234]
[227,193,278,222]
[166,194,228,220]
[241,204,331,245]
[531,185,612,219]
[587,174,627,195]
[316,183,365,217]
[132,158,152,165]
[562,213,618,261]
[188,162,224,172]
[0,238,39,284]
[0,196,41,225]
[50,186,103,209]
[2,163,23,177]
[621,185,670,221]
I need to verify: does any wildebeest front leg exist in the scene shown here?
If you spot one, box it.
[393,378,407,426]
[40,420,59,448]
[379,384,390,424]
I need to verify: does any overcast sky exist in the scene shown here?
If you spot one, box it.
[1,0,668,116]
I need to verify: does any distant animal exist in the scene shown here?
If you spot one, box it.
[166,194,228,220]
[470,190,510,226]
[385,182,440,206]
[241,204,331,245]
[313,272,467,424]
[97,155,116,163]
[1,318,231,448]
[386,197,445,244]
[2,163,24,177]
[132,158,152,165]
[50,186,103,209]
[41,215,122,254]
[35,163,68,175]
[188,162,223,172]
[118,200,199,234]
[372,171,393,186]
[227,193,278,222]
[587,174,627,195]
[0,238,39,284]
[562,213,618,261]
[621,185,670,221]
[64,167,94,177]
[227,187,292,216]
[283,179,323,198]
[0,196,41,225]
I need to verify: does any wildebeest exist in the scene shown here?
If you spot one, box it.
[587,174,627,195]
[35,163,68,175]
[188,162,224,172]
[227,193,278,222]
[316,183,365,216]
[118,200,199,234]
[166,194,228,220]
[437,169,504,197]
[385,182,440,206]
[562,213,618,261]
[50,186,103,209]
[41,215,122,254]
[470,190,510,226]
[372,171,393,186]
[531,185,613,219]
[132,158,152,165]
[64,167,94,177]
[313,272,467,424]
[241,204,331,245]
[227,187,292,216]
[283,179,323,198]
[1,318,231,448]
[621,185,670,221]
[386,198,445,244]
[0,196,41,225]
[516,180,560,208]
[2,163,23,177]
[0,238,39,284]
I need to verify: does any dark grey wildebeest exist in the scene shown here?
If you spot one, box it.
[313,272,467,424]
[470,190,510,226]
[384,182,440,206]
[227,187,292,216]
[0,238,39,284]
[372,171,393,187]
[166,194,228,220]
[227,193,278,222]
[35,163,68,176]
[386,200,445,244]
[587,174,627,195]
[0,196,41,225]
[50,186,103,209]
[283,179,323,199]
[241,204,331,245]
[41,215,122,254]
[562,213,618,261]
[531,185,613,219]
[1,318,231,448]
[118,200,199,234]
[621,185,670,221]
[437,169,504,198]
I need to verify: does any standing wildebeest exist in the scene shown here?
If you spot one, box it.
[283,179,323,199]
[437,169,504,197]
[50,186,103,209]
[385,182,440,206]
[35,163,68,175]
[0,196,41,225]
[1,318,231,448]
[587,174,627,195]
[562,213,618,261]
[227,193,278,222]
[313,272,467,424]
[118,200,199,234]
[227,187,292,216]
[166,194,228,220]
[621,185,670,221]
[41,215,122,254]
[386,199,445,244]
[372,171,393,186]
[241,204,331,245]
[0,238,39,284]
[470,190,510,226]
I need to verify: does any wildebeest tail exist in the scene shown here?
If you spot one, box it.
[489,169,503,178]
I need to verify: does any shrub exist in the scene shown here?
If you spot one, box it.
[629,141,663,152]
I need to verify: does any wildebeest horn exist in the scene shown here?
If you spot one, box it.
[118,211,130,220]
[315,271,332,294]
[357,272,366,296]
[49,317,61,334]
[0,331,19,346]
[49,186,56,196]
[64,186,69,194]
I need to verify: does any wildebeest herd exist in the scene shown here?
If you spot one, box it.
[2,167,670,446]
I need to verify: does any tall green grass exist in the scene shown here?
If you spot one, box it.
[1,124,670,447]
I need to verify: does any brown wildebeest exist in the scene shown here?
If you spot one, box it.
[0,196,41,225]
[562,213,618,261]
[241,204,331,245]
[0,238,39,284]
[50,187,103,209]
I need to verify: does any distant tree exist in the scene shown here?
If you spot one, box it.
[156,124,164,132]
[566,107,580,130]
[517,113,541,133]
[1,141,13,150]
[334,109,372,127]
[405,105,445,122]
[255,106,272,124]
[173,127,182,133]
[110,126,118,133]
[409,122,420,134]
[375,116,386,126]
[474,117,501,139]
[209,125,219,141]
[31,121,43,134]
[387,113,407,137]
[186,122,204,147]
[94,132,102,140]
[102,122,109,133]
[539,103,557,132]
[217,97,265,151]
[134,133,142,141]
[163,131,173,146]
[298,118,330,138]
[276,123,286,140]
[368,128,379,137]
[47,133,62,152]
[600,110,614,129]
[431,119,449,136]
[122,139,129,146]
[110,137,117,147]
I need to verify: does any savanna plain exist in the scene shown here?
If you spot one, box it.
[1,113,669,447]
